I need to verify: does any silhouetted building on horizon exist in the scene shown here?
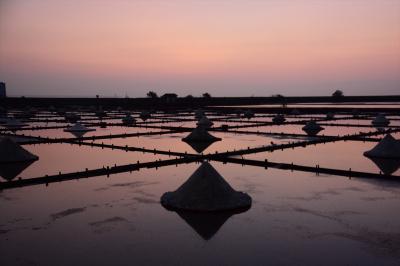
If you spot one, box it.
[161,93,178,103]
[0,82,6,98]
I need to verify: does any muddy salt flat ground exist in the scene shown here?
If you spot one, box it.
[1,106,400,266]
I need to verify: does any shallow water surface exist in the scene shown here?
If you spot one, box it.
[1,110,400,265]
[1,163,400,265]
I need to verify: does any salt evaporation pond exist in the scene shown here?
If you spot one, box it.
[1,108,400,265]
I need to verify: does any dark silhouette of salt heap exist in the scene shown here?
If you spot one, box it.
[302,120,324,136]
[372,113,390,127]
[364,134,400,159]
[364,134,400,175]
[0,137,39,180]
[182,125,221,153]
[161,162,252,211]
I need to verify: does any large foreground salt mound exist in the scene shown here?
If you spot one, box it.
[161,162,252,212]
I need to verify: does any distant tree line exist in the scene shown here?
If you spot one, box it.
[146,91,212,98]
[145,90,345,101]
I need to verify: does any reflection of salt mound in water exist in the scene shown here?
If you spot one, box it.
[375,127,386,132]
[64,123,95,137]
[175,209,249,240]
[0,161,36,181]
[161,162,252,211]
[364,134,400,159]
[302,121,324,136]
[185,141,216,154]
[182,126,221,153]
[0,137,39,180]
[372,113,390,127]
[367,157,400,175]
[196,116,213,128]
[70,131,88,138]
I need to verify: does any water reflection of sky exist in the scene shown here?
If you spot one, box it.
[93,132,299,154]
[2,163,400,265]
[1,111,400,266]
[20,126,166,139]
[217,104,400,109]
[16,143,168,178]
[244,140,400,176]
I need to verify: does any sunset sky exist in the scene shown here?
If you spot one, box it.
[0,0,399,97]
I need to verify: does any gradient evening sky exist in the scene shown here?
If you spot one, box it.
[0,0,399,97]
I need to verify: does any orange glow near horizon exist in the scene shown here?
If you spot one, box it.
[0,0,399,96]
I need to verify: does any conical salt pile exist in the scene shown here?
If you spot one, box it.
[161,162,252,211]
[302,121,324,136]
[64,113,80,123]
[291,109,301,116]
[194,109,204,119]
[372,114,390,127]
[243,110,254,119]
[326,112,335,120]
[0,137,39,163]
[64,123,95,132]
[352,109,360,118]
[140,111,151,121]
[272,114,285,124]
[182,126,221,143]
[197,116,213,128]
[364,134,400,159]
[95,106,106,118]
[122,113,136,125]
